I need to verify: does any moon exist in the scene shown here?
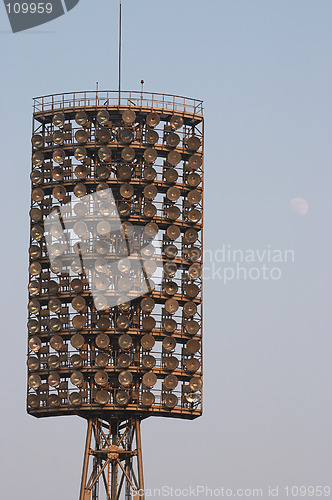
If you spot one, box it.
[289,197,309,216]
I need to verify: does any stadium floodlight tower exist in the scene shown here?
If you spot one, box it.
[28,89,204,500]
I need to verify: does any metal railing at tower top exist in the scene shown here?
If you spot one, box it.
[33,90,204,116]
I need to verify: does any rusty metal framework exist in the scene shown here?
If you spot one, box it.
[27,90,204,498]
[80,418,144,500]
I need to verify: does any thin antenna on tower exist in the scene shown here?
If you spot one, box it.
[118,0,122,105]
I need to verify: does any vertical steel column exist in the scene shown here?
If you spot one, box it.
[80,419,93,500]
[135,420,144,500]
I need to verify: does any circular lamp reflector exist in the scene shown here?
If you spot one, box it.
[116,315,130,330]
[119,128,134,144]
[52,148,65,164]
[184,228,198,244]
[118,371,133,387]
[141,334,155,350]
[115,390,130,406]
[186,172,201,187]
[188,154,202,170]
[69,392,82,405]
[75,130,88,144]
[95,370,108,387]
[185,320,200,335]
[28,298,40,314]
[145,130,159,145]
[52,166,64,181]
[143,148,157,163]
[30,208,42,222]
[166,132,180,148]
[120,183,134,199]
[96,128,111,143]
[96,316,110,330]
[187,208,202,224]
[75,111,88,126]
[162,336,176,352]
[146,112,160,128]
[163,262,177,277]
[96,333,110,349]
[189,376,202,391]
[72,315,87,329]
[53,112,65,127]
[71,371,84,387]
[50,335,64,350]
[31,187,44,202]
[122,109,136,124]
[71,278,84,293]
[164,374,178,390]
[30,170,43,184]
[118,334,133,350]
[52,185,67,200]
[143,222,159,238]
[184,283,200,299]
[141,297,155,313]
[164,356,179,371]
[142,316,156,331]
[166,186,180,202]
[48,395,61,408]
[96,353,109,368]
[163,318,177,333]
[165,298,179,314]
[142,354,156,369]
[48,354,60,369]
[28,336,41,352]
[164,168,178,184]
[163,281,178,296]
[187,190,202,205]
[142,372,157,388]
[170,115,183,130]
[185,358,200,372]
[117,165,132,180]
[96,390,110,405]
[143,203,157,218]
[96,110,110,125]
[121,146,135,162]
[166,225,181,240]
[53,130,64,145]
[27,357,40,371]
[29,261,41,276]
[143,166,157,182]
[141,391,155,406]
[31,134,44,148]
[32,151,44,166]
[167,151,181,166]
[143,184,157,200]
[186,339,200,355]
[28,373,41,389]
[27,394,40,409]
[48,372,60,387]
[70,354,83,369]
[163,394,178,409]
[165,204,180,220]
[117,353,131,369]
[183,302,197,318]
[163,244,178,259]
[187,136,201,151]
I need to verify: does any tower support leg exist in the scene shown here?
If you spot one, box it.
[79,417,144,500]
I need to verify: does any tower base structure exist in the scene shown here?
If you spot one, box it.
[80,417,145,500]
